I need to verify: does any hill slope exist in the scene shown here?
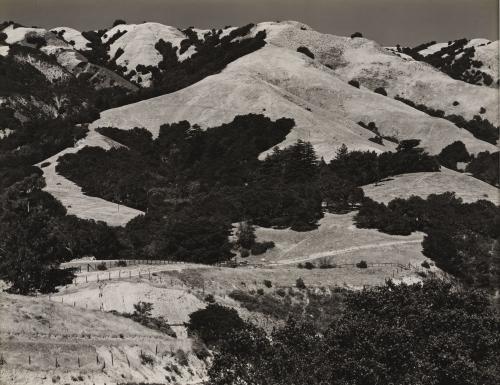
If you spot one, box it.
[90,43,496,160]
[257,21,498,124]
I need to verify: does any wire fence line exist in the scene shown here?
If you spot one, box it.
[0,341,191,370]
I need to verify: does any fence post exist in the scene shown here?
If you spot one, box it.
[86,276,88,283]
[29,355,31,365]
[111,352,114,366]
[96,355,99,364]
[55,357,59,368]
[155,345,158,355]
[108,272,111,280]
[126,355,130,367]
[78,356,80,368]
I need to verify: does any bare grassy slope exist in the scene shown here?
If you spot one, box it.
[362,167,500,205]
[260,21,499,124]
[37,129,144,226]
[91,44,496,160]
[0,292,206,385]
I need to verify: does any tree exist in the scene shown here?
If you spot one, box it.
[112,19,127,27]
[187,304,246,346]
[0,176,74,294]
[438,141,470,169]
[374,87,388,96]
[236,221,256,249]
[297,46,315,59]
[208,280,500,385]
[351,32,363,38]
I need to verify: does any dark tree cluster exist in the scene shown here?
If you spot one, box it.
[0,175,123,294]
[437,140,471,169]
[398,38,494,86]
[296,46,315,59]
[207,280,500,385]
[395,96,499,144]
[355,193,500,289]
[466,151,499,187]
[328,140,439,186]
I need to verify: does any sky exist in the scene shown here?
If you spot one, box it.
[1,0,498,45]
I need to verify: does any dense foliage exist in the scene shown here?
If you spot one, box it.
[399,39,495,86]
[438,140,470,169]
[208,280,500,385]
[355,193,500,289]
[466,151,499,187]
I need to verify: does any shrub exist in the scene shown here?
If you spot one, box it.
[421,261,430,269]
[479,107,486,114]
[304,262,315,270]
[297,46,315,59]
[187,303,246,345]
[96,262,107,271]
[276,288,286,297]
[0,32,7,44]
[40,162,51,168]
[116,260,127,267]
[263,280,272,288]
[296,278,306,289]
[251,241,275,255]
[374,87,388,96]
[348,79,360,88]
[453,101,460,106]
[240,248,250,258]
[192,337,210,360]
[356,260,368,268]
[351,32,363,38]
[139,351,154,365]
[204,294,215,303]
[318,258,334,269]
[257,288,264,295]
[175,349,189,366]
[297,263,304,269]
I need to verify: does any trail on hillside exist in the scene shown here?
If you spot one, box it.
[272,239,423,265]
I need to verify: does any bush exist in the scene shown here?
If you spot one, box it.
[304,262,315,270]
[276,288,286,297]
[374,87,388,96]
[240,248,250,258]
[192,337,210,360]
[139,352,154,365]
[297,46,315,59]
[251,241,275,255]
[421,261,430,269]
[348,79,360,88]
[296,278,306,289]
[40,162,50,168]
[479,107,486,114]
[96,262,107,271]
[175,349,189,366]
[204,294,215,303]
[0,32,7,44]
[453,101,460,106]
[351,32,363,38]
[356,260,368,268]
[116,260,127,267]
[257,288,264,295]
[263,280,272,288]
[187,303,246,346]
